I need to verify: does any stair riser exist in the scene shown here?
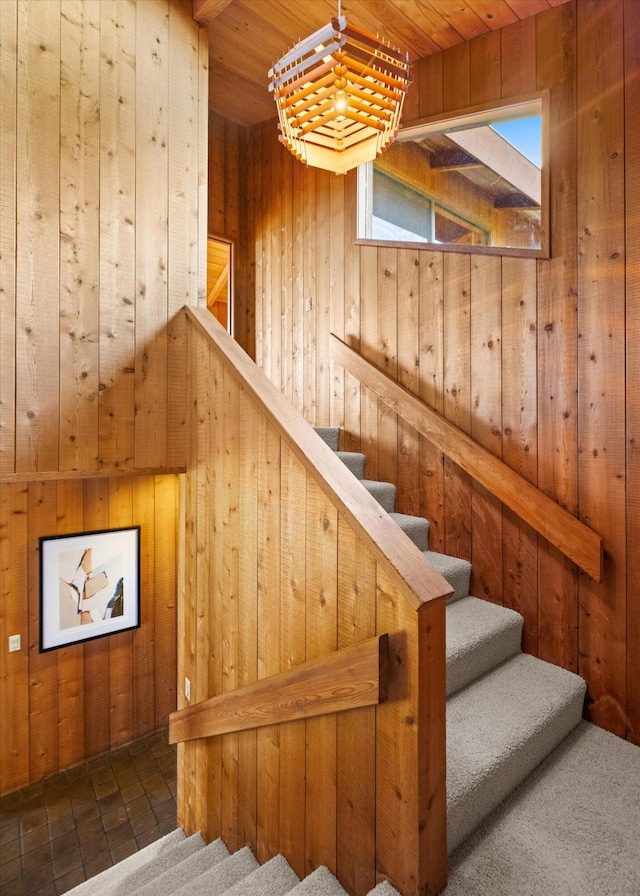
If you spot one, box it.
[447,655,586,854]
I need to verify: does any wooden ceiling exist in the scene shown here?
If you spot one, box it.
[193,0,570,128]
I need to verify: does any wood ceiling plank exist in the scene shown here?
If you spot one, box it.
[466,0,520,30]
[430,0,492,41]
[341,0,442,58]
[505,0,552,16]
[192,0,234,23]
[204,0,572,126]
[209,62,272,126]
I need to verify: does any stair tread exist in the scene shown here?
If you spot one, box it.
[314,427,340,451]
[361,479,396,513]
[134,837,230,896]
[388,512,430,552]
[447,652,586,854]
[336,450,366,479]
[368,883,402,896]
[64,829,195,896]
[446,596,523,697]
[172,845,259,896]
[222,853,299,896]
[290,865,348,895]
[422,551,472,604]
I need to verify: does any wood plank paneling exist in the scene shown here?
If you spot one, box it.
[15,0,61,474]
[329,173,346,432]
[419,252,445,551]
[221,369,240,850]
[501,257,538,653]
[98,0,136,471]
[28,483,59,781]
[0,475,179,795]
[443,253,472,562]
[1,0,207,478]
[279,444,307,877]
[237,388,258,852]
[281,149,294,406]
[0,485,30,793]
[238,0,639,743]
[133,476,157,737]
[134,0,169,469]
[396,250,420,516]
[304,478,338,875]
[316,170,331,425]
[336,519,376,895]
[536,0,579,673]
[168,0,200,467]
[304,167,318,426]
[256,413,281,862]
[625,0,640,746]
[376,248,399,490]
[154,474,179,729]
[470,256,503,604]
[108,478,135,748]
[576,0,626,737]
[0,0,17,475]
[59,0,100,473]
[343,169,361,453]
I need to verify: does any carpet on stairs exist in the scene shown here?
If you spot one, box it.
[445,721,640,896]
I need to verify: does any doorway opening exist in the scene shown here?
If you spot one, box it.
[207,236,232,334]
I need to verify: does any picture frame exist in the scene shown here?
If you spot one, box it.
[39,526,140,652]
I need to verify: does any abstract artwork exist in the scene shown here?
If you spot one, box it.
[40,527,140,651]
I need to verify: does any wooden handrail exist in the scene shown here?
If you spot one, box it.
[186,308,453,610]
[169,635,388,744]
[330,333,603,582]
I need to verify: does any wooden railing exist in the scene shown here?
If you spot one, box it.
[170,635,389,742]
[175,308,452,896]
[330,333,603,582]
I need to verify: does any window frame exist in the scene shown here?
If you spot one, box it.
[356,91,549,259]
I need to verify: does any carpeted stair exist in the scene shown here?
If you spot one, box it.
[63,828,402,896]
[314,426,587,859]
[63,424,640,896]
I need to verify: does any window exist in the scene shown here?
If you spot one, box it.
[357,94,548,257]
[207,237,233,334]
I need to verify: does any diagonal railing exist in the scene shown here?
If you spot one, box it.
[330,332,603,582]
[175,308,452,896]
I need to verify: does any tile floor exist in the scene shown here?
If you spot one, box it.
[0,730,177,896]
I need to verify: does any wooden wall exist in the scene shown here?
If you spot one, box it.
[0,475,179,795]
[0,0,208,477]
[230,0,640,744]
[0,0,208,793]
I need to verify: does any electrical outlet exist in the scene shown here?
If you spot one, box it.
[9,634,21,652]
[184,677,191,701]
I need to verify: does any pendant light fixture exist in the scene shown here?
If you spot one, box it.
[268,3,411,176]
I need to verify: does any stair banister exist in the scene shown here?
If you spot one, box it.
[187,308,453,610]
[330,332,603,582]
[180,308,452,896]
[169,635,388,743]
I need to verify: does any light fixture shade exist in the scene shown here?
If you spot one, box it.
[269,16,411,175]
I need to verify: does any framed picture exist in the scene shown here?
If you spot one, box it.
[40,526,140,652]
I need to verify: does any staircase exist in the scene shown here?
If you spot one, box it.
[63,828,401,896]
[64,425,590,896]
[314,426,586,857]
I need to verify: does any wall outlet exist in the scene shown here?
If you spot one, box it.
[8,634,21,652]
[184,677,191,701]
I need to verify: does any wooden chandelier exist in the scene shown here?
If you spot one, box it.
[268,15,411,176]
